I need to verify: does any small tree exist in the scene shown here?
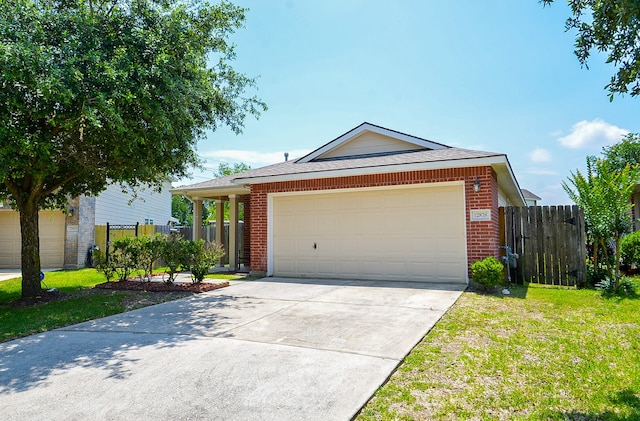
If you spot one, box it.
[563,156,640,285]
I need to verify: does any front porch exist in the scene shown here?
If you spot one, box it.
[171,177,251,273]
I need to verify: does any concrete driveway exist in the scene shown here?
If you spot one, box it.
[0,268,61,282]
[0,269,21,282]
[0,277,464,420]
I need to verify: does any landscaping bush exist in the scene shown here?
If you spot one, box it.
[159,233,189,284]
[621,230,640,269]
[586,261,610,287]
[110,237,139,281]
[94,234,223,284]
[185,240,225,283]
[133,235,164,280]
[94,248,116,281]
[471,256,505,290]
[596,275,637,297]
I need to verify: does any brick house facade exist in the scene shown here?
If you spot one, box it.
[173,123,524,283]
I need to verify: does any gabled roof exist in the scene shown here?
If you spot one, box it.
[172,123,526,206]
[298,122,448,163]
[233,148,503,183]
[521,189,541,200]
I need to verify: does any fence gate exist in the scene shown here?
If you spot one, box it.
[501,205,586,286]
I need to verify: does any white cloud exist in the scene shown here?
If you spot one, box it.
[529,148,552,163]
[557,119,628,149]
[200,149,313,167]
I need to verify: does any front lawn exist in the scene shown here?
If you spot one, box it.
[0,269,245,343]
[358,284,640,420]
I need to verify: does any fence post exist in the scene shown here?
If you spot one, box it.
[106,222,110,263]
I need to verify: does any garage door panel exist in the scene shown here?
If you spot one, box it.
[272,184,466,283]
[0,210,64,269]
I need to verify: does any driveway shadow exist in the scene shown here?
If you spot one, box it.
[0,293,248,394]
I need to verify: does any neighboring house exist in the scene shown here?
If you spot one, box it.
[521,189,542,206]
[0,180,173,269]
[172,122,526,284]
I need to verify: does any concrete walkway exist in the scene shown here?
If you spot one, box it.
[0,277,465,420]
[0,268,61,282]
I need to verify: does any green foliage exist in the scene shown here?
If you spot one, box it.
[205,162,251,221]
[563,156,640,284]
[93,234,222,284]
[0,0,265,298]
[93,248,116,282]
[172,195,211,226]
[470,256,505,289]
[131,235,163,280]
[542,0,640,99]
[172,196,193,226]
[215,162,251,178]
[159,233,190,284]
[596,276,637,298]
[586,261,611,288]
[621,231,640,269]
[602,133,640,172]
[184,240,225,284]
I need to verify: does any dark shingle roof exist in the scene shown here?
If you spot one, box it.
[234,148,503,182]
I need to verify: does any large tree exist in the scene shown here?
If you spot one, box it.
[0,0,265,298]
[602,132,640,171]
[542,0,640,99]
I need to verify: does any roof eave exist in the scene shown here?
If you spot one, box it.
[491,157,526,206]
[233,155,513,185]
[170,185,250,200]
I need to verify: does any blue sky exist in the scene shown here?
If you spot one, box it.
[180,1,640,205]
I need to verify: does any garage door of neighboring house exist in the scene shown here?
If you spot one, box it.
[0,210,65,269]
[271,183,467,283]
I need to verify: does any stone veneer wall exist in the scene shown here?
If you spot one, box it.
[63,195,96,268]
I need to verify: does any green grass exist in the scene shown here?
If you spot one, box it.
[0,269,130,342]
[0,269,105,305]
[357,283,640,420]
[0,268,249,343]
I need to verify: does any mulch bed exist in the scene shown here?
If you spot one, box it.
[94,279,229,293]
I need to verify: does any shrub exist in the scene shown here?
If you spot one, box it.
[596,275,637,297]
[586,261,610,287]
[471,256,505,290]
[110,237,139,281]
[621,231,640,269]
[185,240,225,283]
[94,248,116,281]
[159,233,189,284]
[134,235,164,281]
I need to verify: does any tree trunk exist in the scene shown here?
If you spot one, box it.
[19,201,42,299]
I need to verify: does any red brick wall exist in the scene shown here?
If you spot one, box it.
[249,166,500,277]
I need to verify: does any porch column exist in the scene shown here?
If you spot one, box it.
[229,194,239,272]
[192,198,203,241]
[215,199,225,267]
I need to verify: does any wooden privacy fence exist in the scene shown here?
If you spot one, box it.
[501,205,586,286]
